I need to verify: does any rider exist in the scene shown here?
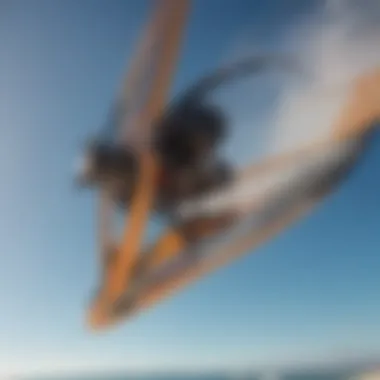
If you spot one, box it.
[155,102,233,201]
[78,102,233,207]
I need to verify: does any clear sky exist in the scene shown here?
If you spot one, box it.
[1,0,380,376]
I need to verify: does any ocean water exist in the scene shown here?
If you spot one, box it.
[22,367,380,380]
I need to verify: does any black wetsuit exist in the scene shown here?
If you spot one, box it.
[154,103,233,202]
[80,103,233,208]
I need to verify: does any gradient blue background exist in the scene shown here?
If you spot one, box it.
[0,0,379,375]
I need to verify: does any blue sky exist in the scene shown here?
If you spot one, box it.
[1,0,380,376]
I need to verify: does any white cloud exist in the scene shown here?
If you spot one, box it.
[270,0,380,154]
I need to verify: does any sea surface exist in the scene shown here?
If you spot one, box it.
[20,367,380,380]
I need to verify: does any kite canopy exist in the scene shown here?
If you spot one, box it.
[77,0,380,330]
